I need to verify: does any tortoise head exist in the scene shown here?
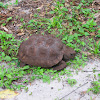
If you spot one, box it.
[63,46,76,61]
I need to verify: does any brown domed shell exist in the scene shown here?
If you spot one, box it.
[18,34,64,68]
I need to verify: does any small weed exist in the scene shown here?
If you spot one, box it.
[67,78,77,87]
[0,52,11,62]
[1,17,13,26]
[87,81,100,94]
[20,18,24,22]
[24,86,28,92]
[0,2,8,9]
[34,13,39,17]
[6,17,12,22]
[14,0,19,5]
[29,92,32,95]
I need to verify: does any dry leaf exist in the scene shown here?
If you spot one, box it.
[81,51,92,56]
[80,91,87,96]
[90,32,95,36]
[51,5,55,10]
[0,89,19,99]
[1,26,8,32]
[32,30,37,33]
[92,96,97,100]
[30,14,34,18]
[70,29,73,35]
[96,39,100,44]
[29,83,31,86]
[82,21,86,24]
[13,7,21,9]
[65,2,70,7]
[40,12,45,17]
[17,32,25,36]
[36,5,43,10]
[90,55,95,59]
[62,22,68,26]
[8,30,13,34]
[78,68,83,70]
[21,29,24,32]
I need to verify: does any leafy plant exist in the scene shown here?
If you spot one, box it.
[6,17,13,22]
[0,52,11,62]
[20,18,24,22]
[14,0,19,5]
[87,81,100,94]
[0,30,21,57]
[0,2,8,9]
[67,78,77,87]
[0,64,29,89]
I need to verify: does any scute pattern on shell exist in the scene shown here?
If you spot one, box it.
[18,34,64,68]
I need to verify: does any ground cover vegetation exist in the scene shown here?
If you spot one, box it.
[0,0,100,94]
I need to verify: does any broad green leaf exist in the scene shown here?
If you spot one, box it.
[1,52,5,57]
[98,30,100,34]
[84,32,90,36]
[49,11,55,14]
[4,56,11,61]
[6,74,12,78]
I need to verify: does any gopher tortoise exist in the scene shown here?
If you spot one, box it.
[18,34,76,70]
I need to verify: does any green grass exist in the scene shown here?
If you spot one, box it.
[0,0,100,92]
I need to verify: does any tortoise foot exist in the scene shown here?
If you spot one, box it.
[52,60,67,71]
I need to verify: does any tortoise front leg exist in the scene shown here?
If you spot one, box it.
[52,60,67,71]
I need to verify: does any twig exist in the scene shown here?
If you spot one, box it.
[83,70,100,72]
[67,70,100,72]
[60,82,88,100]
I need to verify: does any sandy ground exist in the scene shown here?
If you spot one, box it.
[0,59,100,100]
[14,59,100,100]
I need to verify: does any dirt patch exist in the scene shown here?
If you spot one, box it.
[0,0,100,39]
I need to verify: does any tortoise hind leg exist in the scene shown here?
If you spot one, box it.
[52,60,67,71]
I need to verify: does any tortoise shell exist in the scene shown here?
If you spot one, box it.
[18,34,64,68]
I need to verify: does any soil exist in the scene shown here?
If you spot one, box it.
[0,0,100,40]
